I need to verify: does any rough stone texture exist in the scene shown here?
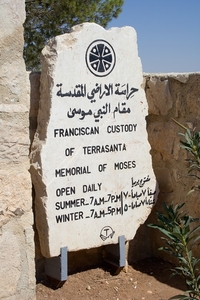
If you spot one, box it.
[0,0,35,299]
[145,75,173,115]
[145,73,200,262]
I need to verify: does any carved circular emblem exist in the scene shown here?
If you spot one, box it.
[100,226,115,241]
[86,40,116,77]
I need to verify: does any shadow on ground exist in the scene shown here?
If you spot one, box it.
[131,257,187,292]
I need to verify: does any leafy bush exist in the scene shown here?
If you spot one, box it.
[149,119,200,299]
[149,203,200,299]
[172,118,200,195]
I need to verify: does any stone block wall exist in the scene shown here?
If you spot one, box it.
[116,73,200,264]
[0,1,35,299]
[145,73,200,262]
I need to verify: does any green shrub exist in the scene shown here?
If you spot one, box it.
[149,119,200,299]
[149,202,200,299]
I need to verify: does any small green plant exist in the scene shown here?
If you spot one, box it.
[172,118,200,195]
[149,119,200,299]
[149,203,200,299]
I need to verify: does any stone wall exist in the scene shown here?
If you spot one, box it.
[145,73,200,262]
[0,1,35,299]
[127,73,200,263]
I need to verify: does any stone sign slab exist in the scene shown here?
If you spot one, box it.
[30,23,158,258]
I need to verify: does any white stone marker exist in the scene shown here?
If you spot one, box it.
[31,23,158,258]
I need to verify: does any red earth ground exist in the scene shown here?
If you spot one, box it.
[36,257,187,300]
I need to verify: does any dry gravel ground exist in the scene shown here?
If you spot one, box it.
[36,258,186,300]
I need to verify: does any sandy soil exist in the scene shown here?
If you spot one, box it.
[36,257,187,300]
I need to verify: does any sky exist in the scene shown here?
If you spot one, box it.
[107,0,200,73]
